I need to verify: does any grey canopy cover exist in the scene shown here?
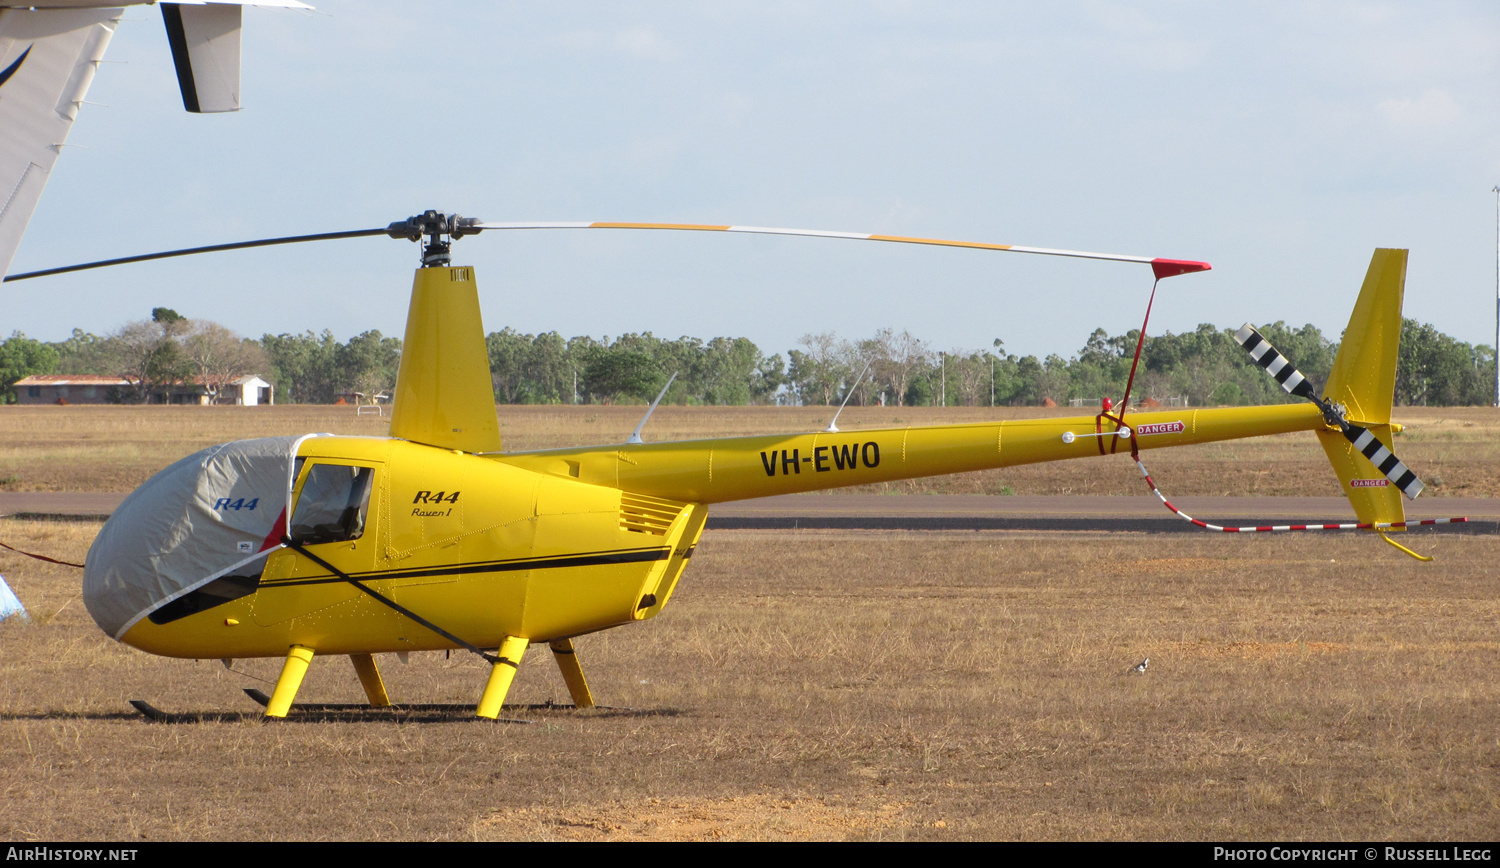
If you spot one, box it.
[84,436,309,639]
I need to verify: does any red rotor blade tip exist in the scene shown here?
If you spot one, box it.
[1150,258,1212,280]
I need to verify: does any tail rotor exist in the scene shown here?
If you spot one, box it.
[1234,324,1423,500]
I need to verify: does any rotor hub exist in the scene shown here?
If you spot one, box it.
[385,210,482,267]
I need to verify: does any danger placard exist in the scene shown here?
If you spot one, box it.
[1135,421,1185,436]
[1350,479,1389,488]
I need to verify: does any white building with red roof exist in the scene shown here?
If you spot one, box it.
[13,375,133,405]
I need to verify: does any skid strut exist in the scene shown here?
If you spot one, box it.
[265,644,315,718]
[350,653,392,707]
[550,638,595,709]
[477,636,530,719]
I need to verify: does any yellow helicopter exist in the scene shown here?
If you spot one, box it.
[4,211,1438,720]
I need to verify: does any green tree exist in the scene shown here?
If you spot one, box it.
[524,331,572,403]
[0,332,60,403]
[114,316,192,402]
[50,329,120,375]
[788,332,850,406]
[487,328,533,403]
[1396,319,1489,406]
[336,330,402,399]
[582,346,664,403]
[259,331,340,403]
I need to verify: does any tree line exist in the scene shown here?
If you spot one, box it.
[1,310,1495,407]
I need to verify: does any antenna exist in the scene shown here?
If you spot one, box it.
[626,371,678,444]
[824,360,872,433]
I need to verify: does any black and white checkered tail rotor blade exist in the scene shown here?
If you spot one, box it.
[1234,324,1318,401]
[1341,425,1423,499]
[1234,324,1423,500]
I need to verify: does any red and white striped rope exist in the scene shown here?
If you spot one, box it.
[1133,456,1465,533]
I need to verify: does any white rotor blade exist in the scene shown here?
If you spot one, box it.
[469,221,1211,280]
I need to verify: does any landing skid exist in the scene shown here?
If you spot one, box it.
[241,688,536,722]
[129,691,640,722]
[127,694,532,723]
[244,688,629,714]
[131,641,624,722]
[129,699,189,723]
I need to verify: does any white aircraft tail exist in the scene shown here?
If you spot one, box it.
[0,1,310,279]
[0,6,121,278]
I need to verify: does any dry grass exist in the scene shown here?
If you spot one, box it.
[2,404,1499,497]
[1,518,1496,840]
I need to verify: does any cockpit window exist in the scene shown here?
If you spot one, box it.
[290,464,374,544]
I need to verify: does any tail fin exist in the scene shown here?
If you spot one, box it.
[1318,249,1409,528]
[389,265,503,454]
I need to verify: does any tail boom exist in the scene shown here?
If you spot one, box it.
[497,403,1326,504]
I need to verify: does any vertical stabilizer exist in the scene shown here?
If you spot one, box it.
[389,266,502,453]
[1317,425,1406,528]
[1319,249,1409,528]
[1323,249,1407,425]
[0,6,121,277]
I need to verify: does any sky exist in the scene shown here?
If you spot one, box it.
[6,1,1499,362]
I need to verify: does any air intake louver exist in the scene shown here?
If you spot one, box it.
[620,493,682,535]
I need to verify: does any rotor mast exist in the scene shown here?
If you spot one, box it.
[385,210,502,454]
[385,210,483,268]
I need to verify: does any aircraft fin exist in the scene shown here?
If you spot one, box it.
[0,6,121,278]
[1319,249,1409,527]
[1322,249,1407,426]
[389,266,503,454]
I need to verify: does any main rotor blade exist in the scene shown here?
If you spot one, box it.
[470,221,1211,279]
[2,228,389,283]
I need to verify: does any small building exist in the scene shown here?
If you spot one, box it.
[220,376,274,406]
[12,374,273,405]
[152,375,275,405]
[13,374,134,404]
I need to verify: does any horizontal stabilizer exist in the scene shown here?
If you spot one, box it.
[163,2,242,113]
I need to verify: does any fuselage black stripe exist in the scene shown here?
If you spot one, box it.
[262,547,671,589]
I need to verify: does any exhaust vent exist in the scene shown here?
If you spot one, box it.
[620,492,682,535]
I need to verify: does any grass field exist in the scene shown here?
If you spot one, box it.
[1,519,1497,841]
[0,404,1496,840]
[3,403,1500,497]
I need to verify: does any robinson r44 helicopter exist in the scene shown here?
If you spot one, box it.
[4,210,1449,719]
